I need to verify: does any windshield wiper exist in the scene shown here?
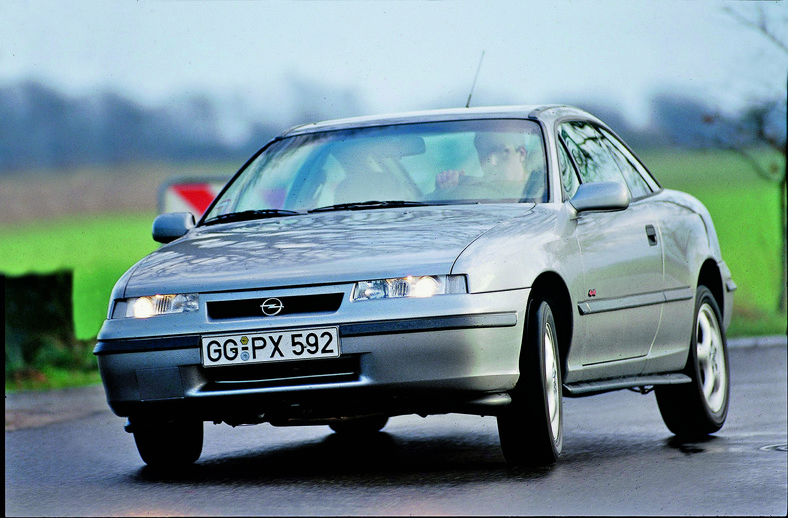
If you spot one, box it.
[308,200,430,213]
[202,209,302,226]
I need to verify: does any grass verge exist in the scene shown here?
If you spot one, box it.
[5,367,102,393]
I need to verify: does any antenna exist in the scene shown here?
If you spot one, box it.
[465,50,486,108]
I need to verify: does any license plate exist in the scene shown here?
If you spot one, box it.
[201,327,340,367]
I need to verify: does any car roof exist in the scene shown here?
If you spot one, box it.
[281,104,599,136]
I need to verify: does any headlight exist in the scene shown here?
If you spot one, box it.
[351,275,467,302]
[114,293,199,319]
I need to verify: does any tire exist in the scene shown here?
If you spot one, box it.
[132,419,204,467]
[329,415,389,435]
[497,299,563,466]
[655,285,730,438]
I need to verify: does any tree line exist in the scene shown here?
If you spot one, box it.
[0,80,783,175]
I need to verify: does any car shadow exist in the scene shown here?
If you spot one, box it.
[133,428,555,484]
[664,434,721,455]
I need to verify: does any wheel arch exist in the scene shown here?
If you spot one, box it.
[528,272,573,372]
[698,259,724,316]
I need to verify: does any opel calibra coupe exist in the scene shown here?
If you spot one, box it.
[95,105,735,467]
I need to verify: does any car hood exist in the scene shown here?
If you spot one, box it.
[121,205,534,296]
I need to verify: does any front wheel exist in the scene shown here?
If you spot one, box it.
[132,419,204,467]
[497,299,563,466]
[655,285,730,438]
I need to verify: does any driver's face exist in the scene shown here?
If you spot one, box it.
[476,138,526,181]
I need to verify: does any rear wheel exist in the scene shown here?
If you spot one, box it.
[655,285,729,438]
[132,419,204,467]
[329,415,388,435]
[497,298,563,466]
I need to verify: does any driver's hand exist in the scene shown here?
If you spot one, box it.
[436,169,464,189]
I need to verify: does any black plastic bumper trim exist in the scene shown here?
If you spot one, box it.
[339,312,518,337]
[94,335,201,355]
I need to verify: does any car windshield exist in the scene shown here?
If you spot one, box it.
[203,119,547,222]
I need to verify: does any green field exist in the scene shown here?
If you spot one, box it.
[1,212,158,339]
[2,149,785,345]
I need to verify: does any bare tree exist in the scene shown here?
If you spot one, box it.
[705,6,787,313]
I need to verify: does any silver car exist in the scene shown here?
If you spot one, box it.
[95,105,735,467]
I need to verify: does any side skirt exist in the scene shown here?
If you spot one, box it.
[563,373,691,397]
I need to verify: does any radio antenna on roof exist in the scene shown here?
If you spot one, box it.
[465,50,486,108]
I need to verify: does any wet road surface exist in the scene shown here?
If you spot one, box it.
[6,340,786,516]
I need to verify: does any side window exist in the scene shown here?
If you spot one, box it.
[598,127,652,198]
[559,121,627,187]
[557,141,579,199]
[598,127,659,194]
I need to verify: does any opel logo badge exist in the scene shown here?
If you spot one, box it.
[260,298,284,316]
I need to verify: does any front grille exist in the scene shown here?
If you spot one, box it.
[202,356,360,389]
[207,293,344,320]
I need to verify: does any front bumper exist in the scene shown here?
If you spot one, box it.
[95,287,529,424]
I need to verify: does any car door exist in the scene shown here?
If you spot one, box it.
[559,121,664,371]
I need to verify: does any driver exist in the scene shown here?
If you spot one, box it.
[435,131,542,199]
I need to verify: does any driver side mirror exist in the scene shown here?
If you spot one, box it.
[569,182,631,214]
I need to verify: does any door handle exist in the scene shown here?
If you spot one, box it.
[645,224,658,246]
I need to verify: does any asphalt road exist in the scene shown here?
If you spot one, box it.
[5,339,787,516]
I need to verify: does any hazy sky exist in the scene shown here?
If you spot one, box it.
[1,0,786,129]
